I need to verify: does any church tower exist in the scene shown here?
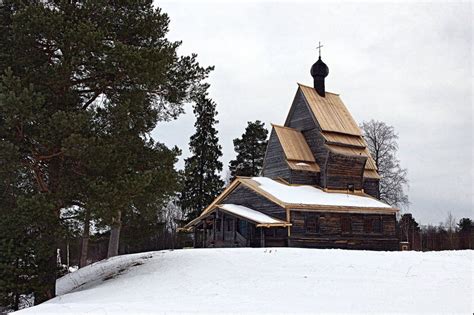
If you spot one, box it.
[262,46,381,198]
[310,42,329,97]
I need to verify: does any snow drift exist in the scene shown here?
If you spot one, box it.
[14,248,473,314]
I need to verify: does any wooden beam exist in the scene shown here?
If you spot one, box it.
[221,212,225,241]
[232,218,236,246]
[202,221,207,248]
[212,213,216,244]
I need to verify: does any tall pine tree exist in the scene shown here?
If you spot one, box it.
[0,0,211,306]
[181,93,224,221]
[229,120,268,181]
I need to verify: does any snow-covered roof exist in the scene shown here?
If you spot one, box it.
[218,204,287,226]
[251,177,392,209]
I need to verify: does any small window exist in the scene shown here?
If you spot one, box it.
[373,216,382,233]
[227,220,233,232]
[347,183,355,192]
[305,213,320,234]
[341,217,352,233]
[364,218,373,233]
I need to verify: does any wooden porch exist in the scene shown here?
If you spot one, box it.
[193,209,267,248]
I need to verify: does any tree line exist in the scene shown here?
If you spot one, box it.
[398,213,473,251]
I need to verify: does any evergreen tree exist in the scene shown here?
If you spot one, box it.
[229,120,268,181]
[0,0,211,304]
[181,93,224,220]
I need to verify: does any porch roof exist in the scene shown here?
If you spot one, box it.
[182,203,291,231]
[218,204,290,227]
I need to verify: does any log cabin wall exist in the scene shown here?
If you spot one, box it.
[222,185,287,220]
[262,129,291,182]
[290,170,320,185]
[288,210,398,250]
[284,89,316,131]
[302,128,329,184]
[363,178,380,199]
[324,152,366,190]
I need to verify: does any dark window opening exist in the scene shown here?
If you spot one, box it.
[341,217,352,233]
[305,213,320,234]
[364,218,373,233]
[227,219,233,232]
[373,216,382,233]
[347,183,355,192]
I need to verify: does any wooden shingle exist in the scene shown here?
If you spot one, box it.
[273,124,316,162]
[298,83,361,136]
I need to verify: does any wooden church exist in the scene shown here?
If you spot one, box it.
[182,52,399,251]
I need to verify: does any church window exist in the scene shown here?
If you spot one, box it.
[347,183,355,192]
[364,218,373,233]
[373,216,383,233]
[341,216,352,233]
[305,213,320,234]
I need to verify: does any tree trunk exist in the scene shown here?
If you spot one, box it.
[79,209,91,268]
[107,210,122,258]
[35,252,57,305]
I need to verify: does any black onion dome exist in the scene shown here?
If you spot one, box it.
[310,57,329,78]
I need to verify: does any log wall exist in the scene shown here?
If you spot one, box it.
[363,178,380,199]
[262,129,291,182]
[324,152,366,190]
[288,210,398,250]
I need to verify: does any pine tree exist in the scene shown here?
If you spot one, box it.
[181,94,224,221]
[0,0,211,304]
[229,120,268,181]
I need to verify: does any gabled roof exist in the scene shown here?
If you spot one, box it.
[296,83,380,178]
[182,177,397,230]
[272,124,320,172]
[298,83,361,136]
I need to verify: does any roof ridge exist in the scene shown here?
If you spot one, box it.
[297,82,340,96]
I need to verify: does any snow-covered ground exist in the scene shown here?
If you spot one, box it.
[14,248,473,314]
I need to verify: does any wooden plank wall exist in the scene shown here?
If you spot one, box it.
[222,185,287,220]
[284,89,316,131]
[363,178,380,199]
[290,170,320,185]
[262,129,291,182]
[289,210,398,250]
[324,152,366,190]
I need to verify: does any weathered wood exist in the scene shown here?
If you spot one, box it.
[363,178,380,199]
[221,213,225,241]
[324,151,366,190]
[262,128,291,181]
[289,210,398,250]
[222,185,286,220]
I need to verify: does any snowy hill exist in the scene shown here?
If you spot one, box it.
[15,248,473,314]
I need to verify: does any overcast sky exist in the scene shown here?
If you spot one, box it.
[152,0,472,225]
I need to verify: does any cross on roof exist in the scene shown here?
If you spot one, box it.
[316,41,324,58]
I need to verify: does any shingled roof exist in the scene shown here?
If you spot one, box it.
[272,124,320,173]
[297,83,379,178]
